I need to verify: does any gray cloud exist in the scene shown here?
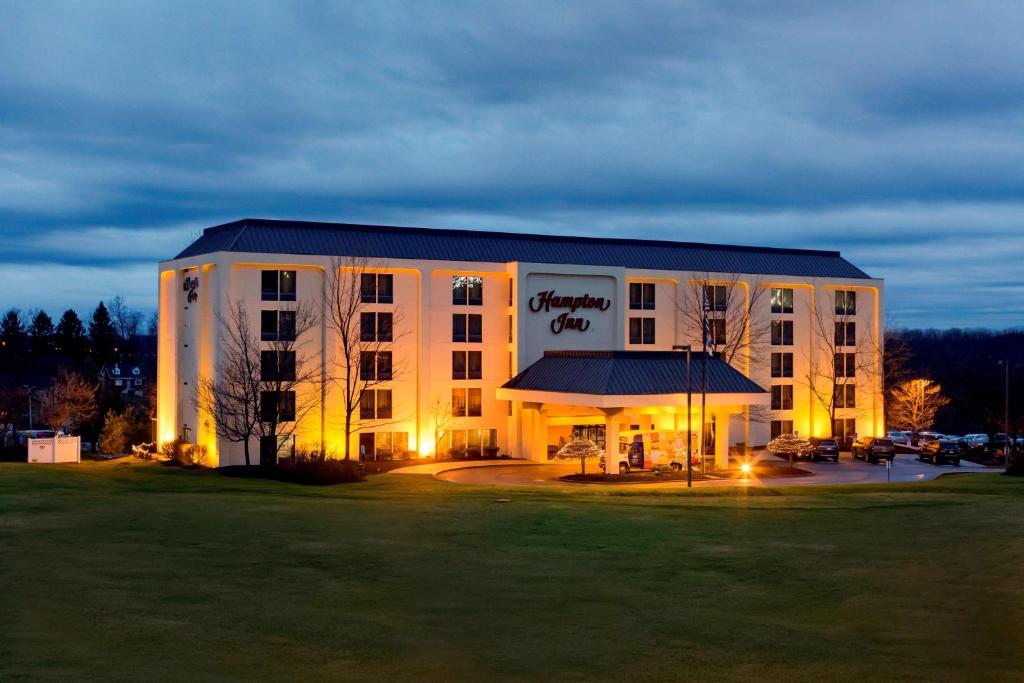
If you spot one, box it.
[1,0,1023,327]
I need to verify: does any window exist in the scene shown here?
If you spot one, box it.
[707,318,726,346]
[771,288,794,314]
[360,389,392,420]
[452,314,482,343]
[443,429,496,458]
[771,320,794,345]
[835,352,856,378]
[260,391,295,422]
[704,285,727,312]
[360,273,394,304]
[771,420,794,439]
[360,391,375,420]
[835,321,856,347]
[261,270,296,301]
[508,279,513,306]
[771,352,793,378]
[114,379,122,387]
[507,314,512,343]
[134,379,142,386]
[452,351,482,379]
[261,310,297,341]
[629,317,656,345]
[361,312,393,342]
[467,388,482,416]
[359,431,408,460]
[771,385,793,411]
[452,388,466,417]
[260,350,296,381]
[835,290,857,315]
[835,384,856,409]
[453,275,483,305]
[360,351,392,380]
[629,283,656,310]
[451,388,482,417]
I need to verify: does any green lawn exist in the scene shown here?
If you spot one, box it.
[2,461,1023,682]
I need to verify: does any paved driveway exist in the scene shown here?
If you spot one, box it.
[395,454,998,489]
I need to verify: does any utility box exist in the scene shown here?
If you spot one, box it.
[27,436,81,463]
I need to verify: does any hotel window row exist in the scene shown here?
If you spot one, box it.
[360,389,393,420]
[360,312,393,342]
[453,275,483,306]
[360,273,394,303]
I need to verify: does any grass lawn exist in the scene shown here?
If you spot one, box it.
[2,461,1023,682]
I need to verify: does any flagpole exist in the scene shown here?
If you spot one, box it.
[701,289,708,474]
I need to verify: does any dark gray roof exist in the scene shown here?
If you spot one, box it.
[173,218,872,279]
[502,351,766,396]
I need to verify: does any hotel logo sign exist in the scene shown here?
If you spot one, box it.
[182,276,199,303]
[528,290,611,334]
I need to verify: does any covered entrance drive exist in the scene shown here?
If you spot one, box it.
[498,351,769,470]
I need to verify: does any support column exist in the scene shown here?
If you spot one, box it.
[534,409,548,462]
[715,411,731,470]
[601,408,623,473]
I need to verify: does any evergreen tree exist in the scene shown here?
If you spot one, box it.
[88,301,118,367]
[55,309,87,366]
[29,310,55,356]
[0,309,27,378]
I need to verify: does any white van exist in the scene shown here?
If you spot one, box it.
[601,429,701,474]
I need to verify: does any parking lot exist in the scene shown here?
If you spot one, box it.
[418,452,999,488]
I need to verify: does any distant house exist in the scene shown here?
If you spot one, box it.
[101,362,149,405]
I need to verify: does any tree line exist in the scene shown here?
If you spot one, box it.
[0,298,155,452]
[887,328,1023,436]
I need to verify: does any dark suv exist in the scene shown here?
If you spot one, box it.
[808,437,840,462]
[920,438,961,466]
[852,436,896,464]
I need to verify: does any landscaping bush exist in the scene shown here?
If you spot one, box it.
[159,438,208,467]
[274,450,364,485]
[99,408,151,456]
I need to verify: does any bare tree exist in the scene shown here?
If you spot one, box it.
[38,368,97,432]
[429,396,453,460]
[195,300,321,466]
[678,275,771,457]
[109,296,145,340]
[677,275,770,369]
[326,257,407,460]
[888,379,949,433]
[801,292,879,437]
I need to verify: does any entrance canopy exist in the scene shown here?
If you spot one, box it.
[497,350,768,409]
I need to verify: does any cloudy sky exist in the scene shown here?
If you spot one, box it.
[1,1,1023,328]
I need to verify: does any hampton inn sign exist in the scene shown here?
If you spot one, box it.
[158,218,884,468]
[528,290,612,334]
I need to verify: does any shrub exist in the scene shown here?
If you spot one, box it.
[100,408,151,456]
[159,439,208,467]
[99,409,130,455]
[275,452,364,485]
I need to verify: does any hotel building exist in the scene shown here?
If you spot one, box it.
[157,218,884,468]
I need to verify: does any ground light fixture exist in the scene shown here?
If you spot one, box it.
[740,462,752,477]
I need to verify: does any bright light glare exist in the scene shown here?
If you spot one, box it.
[740,462,752,475]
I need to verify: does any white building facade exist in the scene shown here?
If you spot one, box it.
[157,219,884,468]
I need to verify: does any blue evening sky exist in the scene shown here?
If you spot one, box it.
[1,1,1023,328]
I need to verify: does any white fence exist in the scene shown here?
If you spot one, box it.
[27,436,81,463]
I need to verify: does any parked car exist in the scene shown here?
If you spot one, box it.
[852,436,896,463]
[963,434,990,452]
[808,437,840,462]
[919,438,961,466]
[887,430,911,446]
[767,433,815,460]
